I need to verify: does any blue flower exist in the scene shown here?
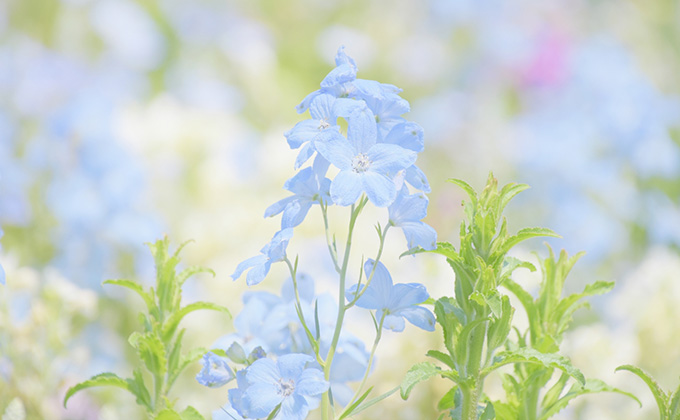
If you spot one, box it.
[315,106,417,207]
[231,228,294,286]
[213,404,245,420]
[196,352,235,388]
[232,354,329,420]
[264,157,331,229]
[348,260,435,332]
[296,46,358,114]
[388,187,437,251]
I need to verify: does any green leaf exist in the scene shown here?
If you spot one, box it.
[669,382,680,419]
[401,362,443,400]
[103,279,155,313]
[169,347,208,387]
[427,350,456,370]
[552,281,614,336]
[498,227,560,256]
[616,365,668,420]
[539,378,642,420]
[498,183,530,215]
[338,386,373,420]
[129,332,167,378]
[348,386,399,416]
[126,368,152,411]
[63,372,130,408]
[176,266,215,287]
[437,387,458,411]
[447,178,478,206]
[480,402,496,420]
[162,301,231,342]
[225,342,248,364]
[155,409,182,420]
[179,406,205,420]
[434,297,464,357]
[482,348,585,385]
[487,295,514,352]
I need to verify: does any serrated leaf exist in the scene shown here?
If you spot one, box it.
[162,302,231,342]
[103,279,155,313]
[63,372,130,407]
[669,382,680,419]
[447,178,478,206]
[616,365,668,420]
[539,378,641,420]
[482,348,585,385]
[176,266,215,287]
[498,228,560,256]
[129,332,167,379]
[401,362,443,400]
[126,368,152,411]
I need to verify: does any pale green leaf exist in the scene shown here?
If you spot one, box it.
[482,348,585,385]
[63,372,130,408]
[401,362,443,400]
[616,365,668,420]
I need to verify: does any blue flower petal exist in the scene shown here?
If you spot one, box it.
[279,394,310,420]
[367,144,417,176]
[399,306,436,331]
[329,170,363,206]
[244,382,283,418]
[314,130,353,171]
[390,283,429,309]
[361,171,396,207]
[265,196,296,219]
[383,122,424,152]
[277,353,313,381]
[285,120,322,149]
[296,368,329,396]
[231,254,268,281]
[245,259,271,286]
[405,164,431,193]
[347,105,377,153]
[401,221,437,251]
[382,313,406,332]
[281,200,313,228]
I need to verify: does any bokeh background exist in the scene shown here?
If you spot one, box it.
[1,0,680,419]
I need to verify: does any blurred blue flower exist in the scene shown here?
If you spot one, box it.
[196,352,235,388]
[233,354,329,420]
[388,187,437,251]
[348,260,435,332]
[231,228,294,286]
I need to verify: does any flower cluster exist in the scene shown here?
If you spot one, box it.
[208,47,437,420]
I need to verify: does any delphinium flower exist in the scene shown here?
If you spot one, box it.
[196,352,235,388]
[348,259,435,332]
[231,228,293,286]
[230,354,329,420]
[227,46,436,420]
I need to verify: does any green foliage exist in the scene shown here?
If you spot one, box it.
[63,237,230,419]
[400,174,629,420]
[616,364,680,420]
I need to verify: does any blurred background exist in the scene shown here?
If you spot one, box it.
[1,0,680,418]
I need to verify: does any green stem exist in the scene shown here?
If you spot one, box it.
[461,312,488,420]
[284,257,322,364]
[321,198,367,420]
[340,313,385,415]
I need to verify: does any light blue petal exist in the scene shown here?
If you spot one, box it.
[390,283,429,309]
[321,63,357,88]
[277,353,313,381]
[389,190,428,224]
[382,313,406,332]
[0,265,4,285]
[330,170,363,206]
[334,46,357,69]
[284,167,314,192]
[309,94,336,121]
[281,273,315,303]
[296,90,320,114]
[231,254,268,281]
[332,97,363,119]
[244,382,283,418]
[264,196,296,219]
[282,200,313,228]
[367,143,417,176]
[353,259,392,309]
[294,142,316,170]
[383,122,424,152]
[361,171,396,207]
[399,306,436,331]
[314,130,353,170]
[285,120,322,149]
[247,358,280,384]
[312,154,330,179]
[347,104,377,153]
[278,394,309,420]
[401,221,437,251]
[245,260,271,286]
[266,228,294,262]
[296,368,330,396]
[405,164,431,193]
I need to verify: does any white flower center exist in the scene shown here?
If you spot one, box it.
[352,153,371,173]
[318,119,330,130]
[277,378,296,397]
